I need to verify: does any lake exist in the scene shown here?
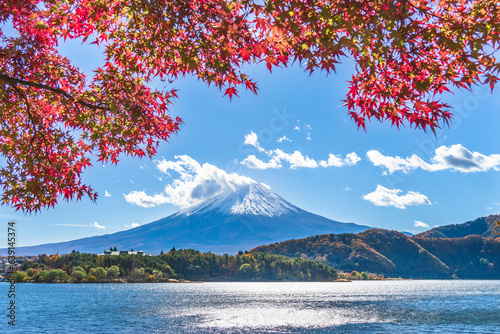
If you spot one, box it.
[1,280,499,333]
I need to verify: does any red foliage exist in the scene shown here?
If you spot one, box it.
[1,0,499,212]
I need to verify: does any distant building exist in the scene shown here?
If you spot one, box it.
[101,249,145,256]
[129,251,144,255]
[103,250,120,256]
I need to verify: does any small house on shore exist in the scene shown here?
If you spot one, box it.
[101,249,145,256]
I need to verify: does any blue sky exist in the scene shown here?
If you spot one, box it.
[1,40,500,247]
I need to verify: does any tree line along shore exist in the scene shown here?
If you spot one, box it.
[6,249,348,283]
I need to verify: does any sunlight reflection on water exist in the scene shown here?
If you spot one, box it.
[4,280,499,333]
[182,306,389,329]
[171,282,393,329]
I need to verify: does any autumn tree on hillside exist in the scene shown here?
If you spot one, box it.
[1,0,499,212]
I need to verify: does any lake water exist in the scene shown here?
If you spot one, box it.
[1,280,499,333]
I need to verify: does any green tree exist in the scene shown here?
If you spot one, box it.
[89,267,106,279]
[163,265,175,278]
[45,270,59,282]
[26,268,36,278]
[106,266,120,279]
[34,270,47,282]
[71,266,87,282]
[131,268,146,279]
[12,272,28,282]
[239,263,253,278]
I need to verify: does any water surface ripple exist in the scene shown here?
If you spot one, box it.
[1,280,498,333]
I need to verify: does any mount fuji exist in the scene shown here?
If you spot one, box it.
[6,183,372,255]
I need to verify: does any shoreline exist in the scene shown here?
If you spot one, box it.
[4,278,494,284]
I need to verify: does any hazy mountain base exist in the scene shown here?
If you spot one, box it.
[252,229,500,279]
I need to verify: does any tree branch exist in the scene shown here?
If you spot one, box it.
[0,74,106,111]
[406,1,442,20]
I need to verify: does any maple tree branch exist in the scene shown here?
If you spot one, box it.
[0,95,12,132]
[6,78,39,142]
[2,76,58,157]
[406,1,442,20]
[0,74,106,111]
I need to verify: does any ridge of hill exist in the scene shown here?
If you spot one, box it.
[252,228,500,279]
[415,215,500,239]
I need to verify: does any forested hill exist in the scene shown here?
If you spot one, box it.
[251,229,500,279]
[415,214,500,239]
[17,249,337,283]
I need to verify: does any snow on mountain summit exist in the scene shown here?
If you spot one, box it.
[178,182,300,217]
[5,181,373,255]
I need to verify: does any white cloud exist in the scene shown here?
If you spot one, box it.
[244,131,259,146]
[486,206,493,210]
[244,131,265,152]
[125,222,141,228]
[344,187,352,191]
[345,152,362,166]
[104,190,111,197]
[366,150,430,174]
[242,149,321,169]
[242,150,361,170]
[260,183,271,190]
[306,132,311,140]
[294,126,300,131]
[92,222,106,229]
[367,144,500,174]
[305,124,312,130]
[363,185,432,209]
[319,152,361,168]
[273,149,318,169]
[277,136,292,143]
[414,220,430,228]
[319,154,344,167]
[123,191,171,208]
[240,132,360,170]
[124,155,255,208]
[240,155,282,170]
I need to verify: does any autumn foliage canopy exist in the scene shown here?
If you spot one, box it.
[1,0,500,212]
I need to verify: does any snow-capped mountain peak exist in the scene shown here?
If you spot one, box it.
[178,182,300,217]
[5,181,373,255]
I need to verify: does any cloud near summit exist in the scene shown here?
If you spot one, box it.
[124,155,256,209]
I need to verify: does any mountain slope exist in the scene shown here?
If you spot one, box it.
[414,235,500,278]
[415,214,500,239]
[252,227,500,279]
[4,183,371,255]
[252,229,452,278]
